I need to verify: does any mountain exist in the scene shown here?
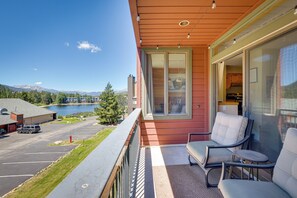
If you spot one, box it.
[115,88,128,94]
[282,80,297,98]
[14,85,60,93]
[0,84,27,92]
[2,84,101,96]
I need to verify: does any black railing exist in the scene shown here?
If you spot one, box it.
[279,109,297,142]
[48,108,142,198]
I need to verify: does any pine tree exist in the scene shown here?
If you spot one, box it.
[95,82,120,125]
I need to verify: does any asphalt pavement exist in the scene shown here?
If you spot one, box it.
[0,116,106,197]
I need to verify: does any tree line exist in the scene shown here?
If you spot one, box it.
[1,83,129,125]
[0,85,96,105]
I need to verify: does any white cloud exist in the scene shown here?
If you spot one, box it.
[35,81,42,85]
[77,41,101,53]
[65,42,70,47]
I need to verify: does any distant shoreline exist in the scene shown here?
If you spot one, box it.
[40,103,99,108]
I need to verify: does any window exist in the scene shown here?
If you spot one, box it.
[142,48,192,120]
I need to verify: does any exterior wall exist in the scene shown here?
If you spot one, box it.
[127,75,137,114]
[0,124,16,133]
[8,124,16,132]
[10,112,24,125]
[24,114,54,125]
[139,47,209,145]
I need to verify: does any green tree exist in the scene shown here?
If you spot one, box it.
[0,85,11,98]
[86,95,93,103]
[30,90,42,104]
[116,93,128,118]
[75,93,81,103]
[20,92,29,102]
[41,92,53,105]
[95,82,121,125]
[56,93,67,104]
[51,93,56,103]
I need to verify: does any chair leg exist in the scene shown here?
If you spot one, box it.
[188,155,193,166]
[205,168,218,188]
[188,155,197,166]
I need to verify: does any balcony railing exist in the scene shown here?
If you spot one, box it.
[48,108,142,198]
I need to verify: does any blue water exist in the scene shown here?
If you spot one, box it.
[44,104,99,116]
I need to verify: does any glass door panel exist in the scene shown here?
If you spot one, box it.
[247,28,297,162]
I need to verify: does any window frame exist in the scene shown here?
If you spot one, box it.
[141,48,192,120]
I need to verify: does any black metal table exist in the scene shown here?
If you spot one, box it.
[233,150,269,180]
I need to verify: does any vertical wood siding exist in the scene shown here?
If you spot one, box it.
[138,47,209,146]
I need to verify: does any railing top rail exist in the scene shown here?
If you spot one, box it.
[48,108,142,198]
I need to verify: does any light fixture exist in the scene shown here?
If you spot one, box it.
[178,44,181,48]
[187,33,191,39]
[208,45,210,49]
[156,45,159,50]
[212,0,216,9]
[233,38,237,44]
[140,39,142,44]
[179,20,190,27]
[136,14,140,22]
[294,5,297,15]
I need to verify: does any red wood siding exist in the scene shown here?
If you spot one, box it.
[138,47,209,146]
[8,124,16,132]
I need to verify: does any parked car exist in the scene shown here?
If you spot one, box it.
[0,129,7,135]
[17,125,41,134]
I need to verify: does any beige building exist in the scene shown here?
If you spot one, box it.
[0,98,56,126]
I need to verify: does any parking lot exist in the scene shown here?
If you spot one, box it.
[0,117,106,196]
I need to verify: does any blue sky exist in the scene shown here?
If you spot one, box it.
[0,0,136,92]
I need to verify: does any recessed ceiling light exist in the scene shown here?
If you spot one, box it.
[179,20,190,27]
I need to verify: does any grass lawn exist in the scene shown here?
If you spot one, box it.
[52,117,82,124]
[5,128,114,198]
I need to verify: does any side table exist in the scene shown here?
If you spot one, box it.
[233,150,269,180]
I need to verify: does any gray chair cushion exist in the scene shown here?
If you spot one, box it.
[273,128,297,198]
[186,140,233,164]
[211,112,248,152]
[219,180,291,198]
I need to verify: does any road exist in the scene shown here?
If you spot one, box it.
[0,117,106,197]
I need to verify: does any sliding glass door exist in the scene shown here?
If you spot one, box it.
[247,28,297,162]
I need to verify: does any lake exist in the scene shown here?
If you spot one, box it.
[44,104,99,116]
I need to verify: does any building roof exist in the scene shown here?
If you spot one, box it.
[0,98,56,119]
[0,114,17,126]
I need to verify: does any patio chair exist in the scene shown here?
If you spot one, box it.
[186,112,253,187]
[218,127,297,198]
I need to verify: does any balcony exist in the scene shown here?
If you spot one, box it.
[48,108,222,197]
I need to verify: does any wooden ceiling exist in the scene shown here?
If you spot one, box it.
[129,0,265,47]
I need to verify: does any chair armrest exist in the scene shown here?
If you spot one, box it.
[220,161,275,181]
[206,135,250,150]
[204,136,250,166]
[188,132,211,142]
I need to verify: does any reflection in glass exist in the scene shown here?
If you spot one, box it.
[147,54,165,114]
[168,54,186,114]
[248,29,297,162]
